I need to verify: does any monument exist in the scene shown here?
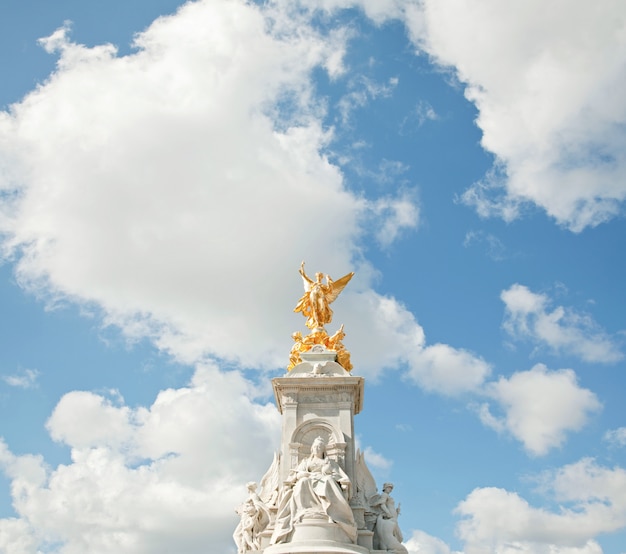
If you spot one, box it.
[233,262,408,554]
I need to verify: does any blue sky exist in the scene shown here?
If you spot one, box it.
[1,1,625,552]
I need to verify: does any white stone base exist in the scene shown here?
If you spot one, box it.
[291,519,352,543]
[263,519,370,554]
[263,540,370,554]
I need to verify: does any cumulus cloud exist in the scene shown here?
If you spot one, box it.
[361,445,393,472]
[405,529,461,554]
[46,391,134,450]
[0,0,353,369]
[478,364,601,456]
[403,0,626,231]
[276,0,626,233]
[501,284,623,363]
[406,343,491,396]
[456,458,626,553]
[0,517,38,554]
[0,0,428,378]
[337,291,490,394]
[0,365,280,553]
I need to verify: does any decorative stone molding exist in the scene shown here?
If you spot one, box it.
[272,377,364,415]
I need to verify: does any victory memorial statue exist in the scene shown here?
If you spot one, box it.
[294,261,354,331]
[233,263,409,553]
[288,263,354,371]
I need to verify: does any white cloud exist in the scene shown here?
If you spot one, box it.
[0,365,280,553]
[501,284,623,363]
[479,364,601,456]
[273,0,410,25]
[277,0,626,231]
[337,75,399,124]
[1,368,39,389]
[604,427,626,448]
[0,518,38,554]
[405,529,461,554]
[337,291,490,395]
[1,0,359,371]
[410,100,439,128]
[406,343,491,396]
[403,0,626,231]
[0,0,427,379]
[354,158,410,185]
[463,230,507,261]
[417,101,437,123]
[361,445,393,472]
[369,191,420,247]
[456,458,626,553]
[46,391,134,450]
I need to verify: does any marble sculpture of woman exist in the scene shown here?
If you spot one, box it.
[270,436,357,545]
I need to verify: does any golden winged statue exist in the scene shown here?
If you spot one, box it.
[294,261,354,330]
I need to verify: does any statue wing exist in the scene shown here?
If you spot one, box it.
[354,449,378,507]
[259,451,281,505]
[326,271,354,303]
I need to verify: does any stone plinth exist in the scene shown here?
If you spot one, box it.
[272,352,364,487]
[264,539,370,554]
[291,519,353,543]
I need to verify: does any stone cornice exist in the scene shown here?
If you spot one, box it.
[272,376,364,415]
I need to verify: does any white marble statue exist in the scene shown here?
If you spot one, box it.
[269,436,357,545]
[354,451,409,554]
[233,482,270,553]
[372,483,408,554]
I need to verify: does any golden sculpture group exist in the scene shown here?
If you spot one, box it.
[289,262,354,371]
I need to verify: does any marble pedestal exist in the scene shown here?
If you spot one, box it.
[263,519,369,554]
[263,542,370,554]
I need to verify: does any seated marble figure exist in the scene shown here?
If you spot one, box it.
[270,436,357,544]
